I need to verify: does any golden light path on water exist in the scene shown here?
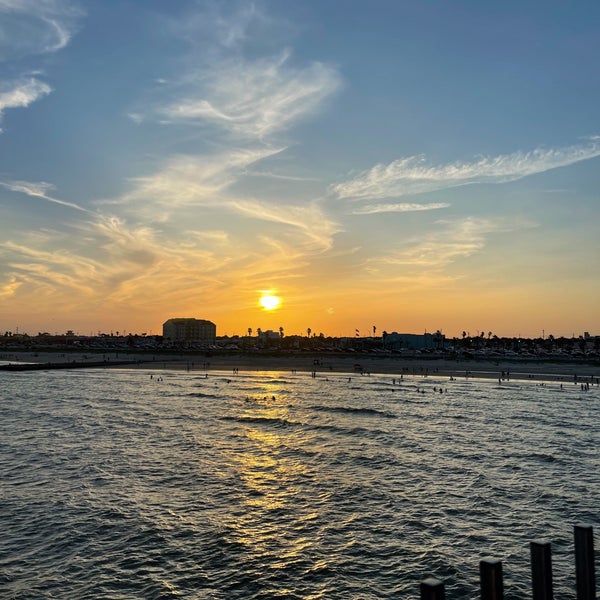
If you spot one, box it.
[224,393,324,578]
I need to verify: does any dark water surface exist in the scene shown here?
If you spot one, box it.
[1,368,598,598]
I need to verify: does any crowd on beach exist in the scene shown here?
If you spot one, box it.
[1,348,599,387]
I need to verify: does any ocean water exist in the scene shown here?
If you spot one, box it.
[0,366,598,599]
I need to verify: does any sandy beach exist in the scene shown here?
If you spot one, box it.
[2,350,598,382]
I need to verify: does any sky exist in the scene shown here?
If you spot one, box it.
[0,0,599,339]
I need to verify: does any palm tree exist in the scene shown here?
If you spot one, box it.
[461,331,468,349]
[307,327,311,338]
[279,326,284,338]
[248,327,252,337]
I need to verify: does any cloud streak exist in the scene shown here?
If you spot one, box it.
[0,0,81,58]
[332,141,600,200]
[350,202,450,215]
[0,179,87,211]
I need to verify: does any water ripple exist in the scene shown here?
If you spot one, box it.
[0,369,598,598]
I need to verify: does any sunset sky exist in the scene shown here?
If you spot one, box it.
[1,1,599,338]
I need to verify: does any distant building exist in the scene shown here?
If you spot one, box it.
[383,332,442,351]
[162,318,216,345]
[258,329,281,341]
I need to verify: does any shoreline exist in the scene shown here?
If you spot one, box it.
[1,350,598,382]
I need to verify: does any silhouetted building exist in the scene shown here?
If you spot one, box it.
[383,332,441,351]
[162,318,216,345]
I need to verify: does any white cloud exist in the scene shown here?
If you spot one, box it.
[0,0,82,59]
[0,205,330,316]
[160,50,341,139]
[189,230,230,244]
[147,4,336,140]
[0,179,87,211]
[197,2,264,50]
[367,217,534,271]
[243,169,321,182]
[168,2,285,57]
[332,141,600,200]
[0,216,168,305]
[0,239,99,297]
[111,146,284,219]
[231,198,341,252]
[0,78,51,129]
[0,274,21,299]
[350,202,450,215]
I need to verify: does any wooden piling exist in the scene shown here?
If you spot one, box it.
[419,525,595,597]
[480,557,504,600]
[420,577,445,599]
[531,540,553,600]
[574,524,596,600]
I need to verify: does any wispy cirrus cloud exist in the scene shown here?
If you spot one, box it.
[0,204,330,321]
[366,217,534,272]
[0,0,82,59]
[0,179,87,211]
[332,141,600,200]
[231,198,341,252]
[91,216,161,272]
[0,78,51,130]
[379,219,491,268]
[0,2,80,133]
[0,274,21,299]
[144,3,338,141]
[105,146,284,221]
[0,239,99,298]
[171,1,269,51]
[159,50,341,140]
[350,202,450,215]
[243,169,321,182]
[0,217,175,306]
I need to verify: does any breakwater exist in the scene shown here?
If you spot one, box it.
[0,359,143,371]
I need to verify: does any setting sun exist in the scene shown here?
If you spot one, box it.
[259,294,281,311]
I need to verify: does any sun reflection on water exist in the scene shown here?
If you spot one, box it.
[222,400,324,566]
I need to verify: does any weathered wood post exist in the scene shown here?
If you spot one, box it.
[480,557,504,600]
[531,540,553,600]
[574,524,596,600]
[420,577,445,599]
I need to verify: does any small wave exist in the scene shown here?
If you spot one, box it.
[504,451,560,464]
[1,366,597,600]
[186,392,219,399]
[220,415,299,429]
[304,421,389,440]
[309,405,396,418]
[529,452,559,463]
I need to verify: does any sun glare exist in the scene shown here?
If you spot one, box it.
[260,294,281,311]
